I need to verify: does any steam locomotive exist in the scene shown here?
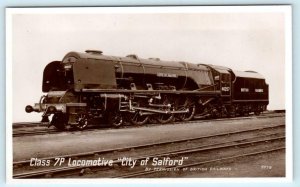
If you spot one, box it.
[25,50,269,130]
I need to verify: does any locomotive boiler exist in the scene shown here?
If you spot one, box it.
[25,50,269,130]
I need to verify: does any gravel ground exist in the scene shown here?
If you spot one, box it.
[13,115,285,162]
[176,149,285,177]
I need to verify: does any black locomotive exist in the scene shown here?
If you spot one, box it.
[25,50,269,130]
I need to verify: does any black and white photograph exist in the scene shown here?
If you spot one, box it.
[6,6,292,181]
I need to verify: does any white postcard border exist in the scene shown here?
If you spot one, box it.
[6,5,293,184]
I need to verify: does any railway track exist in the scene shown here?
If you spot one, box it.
[12,112,285,137]
[13,110,284,128]
[115,147,285,178]
[13,124,285,178]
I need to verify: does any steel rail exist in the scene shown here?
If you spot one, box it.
[12,113,284,137]
[13,134,285,178]
[12,111,284,128]
[116,147,285,178]
[13,124,284,166]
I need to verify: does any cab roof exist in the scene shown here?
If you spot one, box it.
[232,70,265,79]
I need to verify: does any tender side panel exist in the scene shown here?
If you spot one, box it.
[232,77,269,102]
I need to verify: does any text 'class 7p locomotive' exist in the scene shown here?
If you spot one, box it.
[25,50,269,130]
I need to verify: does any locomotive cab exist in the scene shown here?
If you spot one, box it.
[199,64,232,98]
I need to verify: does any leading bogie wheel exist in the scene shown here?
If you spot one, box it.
[75,113,89,130]
[108,111,124,128]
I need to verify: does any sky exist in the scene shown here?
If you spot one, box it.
[9,7,288,122]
